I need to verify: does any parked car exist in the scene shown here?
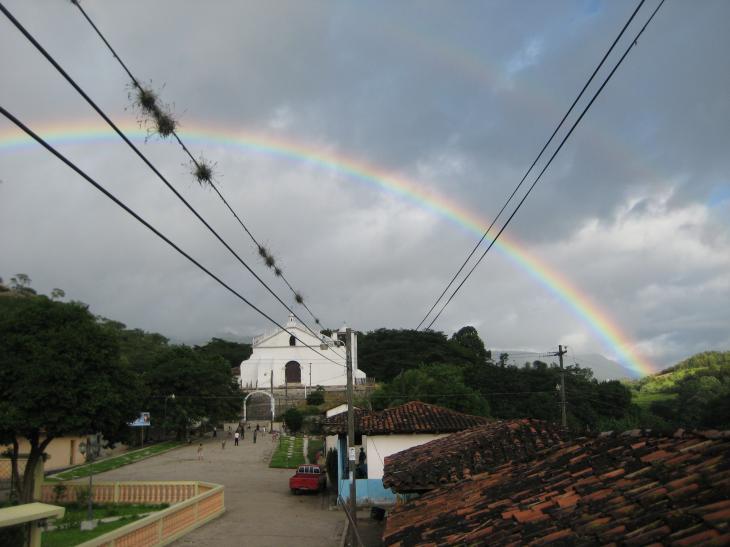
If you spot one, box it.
[289,464,327,494]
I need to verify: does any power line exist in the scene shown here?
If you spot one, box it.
[424,0,665,330]
[68,0,324,328]
[0,104,345,371]
[0,2,337,356]
[416,0,647,331]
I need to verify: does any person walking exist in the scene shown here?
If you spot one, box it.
[221,438,226,450]
[197,443,203,461]
[253,429,257,444]
[234,431,240,446]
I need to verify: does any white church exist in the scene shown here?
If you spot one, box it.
[239,314,366,389]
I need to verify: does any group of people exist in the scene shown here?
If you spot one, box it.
[197,422,276,460]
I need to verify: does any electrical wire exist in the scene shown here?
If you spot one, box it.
[68,0,324,327]
[0,2,337,356]
[0,104,345,370]
[424,0,666,330]
[416,0,647,331]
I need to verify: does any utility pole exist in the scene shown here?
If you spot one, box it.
[558,344,568,427]
[270,369,274,431]
[345,327,358,545]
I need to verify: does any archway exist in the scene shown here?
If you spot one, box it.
[243,390,275,423]
[285,361,301,383]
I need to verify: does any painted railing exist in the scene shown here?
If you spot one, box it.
[40,481,224,547]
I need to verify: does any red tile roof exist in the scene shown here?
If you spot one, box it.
[383,429,730,546]
[322,401,488,435]
[383,419,570,493]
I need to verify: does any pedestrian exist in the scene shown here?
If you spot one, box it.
[227,426,232,437]
[197,443,203,461]
[221,438,226,450]
[234,431,240,446]
[213,426,217,438]
[253,429,257,444]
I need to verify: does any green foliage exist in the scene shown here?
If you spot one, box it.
[627,351,730,429]
[0,295,142,502]
[358,328,485,382]
[371,363,490,416]
[306,386,325,406]
[194,337,252,369]
[145,346,241,438]
[283,407,304,433]
[451,326,490,362]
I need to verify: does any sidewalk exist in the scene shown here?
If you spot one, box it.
[93,422,344,546]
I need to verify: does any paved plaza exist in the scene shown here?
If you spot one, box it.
[95,423,344,547]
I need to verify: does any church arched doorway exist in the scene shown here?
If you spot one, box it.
[285,361,301,383]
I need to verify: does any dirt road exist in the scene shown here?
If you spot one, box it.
[95,424,343,546]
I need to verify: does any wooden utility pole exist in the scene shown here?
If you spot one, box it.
[345,328,358,544]
[558,344,568,427]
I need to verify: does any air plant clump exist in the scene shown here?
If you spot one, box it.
[154,110,177,138]
[295,292,304,305]
[134,85,159,115]
[127,81,178,140]
[315,318,320,325]
[258,245,269,259]
[274,267,283,277]
[191,158,215,188]
[264,254,276,269]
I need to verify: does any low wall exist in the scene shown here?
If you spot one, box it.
[40,481,224,547]
[41,481,202,505]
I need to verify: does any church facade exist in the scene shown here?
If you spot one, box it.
[239,315,366,389]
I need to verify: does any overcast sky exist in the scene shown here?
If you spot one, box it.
[1,0,728,376]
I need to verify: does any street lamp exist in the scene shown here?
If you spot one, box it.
[163,394,176,440]
[79,434,101,531]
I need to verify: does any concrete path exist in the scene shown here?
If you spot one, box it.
[95,423,343,546]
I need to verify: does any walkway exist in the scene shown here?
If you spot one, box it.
[94,423,343,547]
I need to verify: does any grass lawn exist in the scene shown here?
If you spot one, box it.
[269,435,305,468]
[49,441,183,481]
[42,516,139,547]
[307,437,324,464]
[42,503,167,547]
[632,391,678,408]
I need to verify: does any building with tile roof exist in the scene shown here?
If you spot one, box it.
[383,429,730,546]
[323,401,488,506]
[383,419,570,494]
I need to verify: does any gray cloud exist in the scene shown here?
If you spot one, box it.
[1,0,729,373]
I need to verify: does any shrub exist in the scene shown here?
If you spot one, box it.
[283,407,304,433]
[306,390,325,406]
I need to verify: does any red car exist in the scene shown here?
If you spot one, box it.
[289,464,327,494]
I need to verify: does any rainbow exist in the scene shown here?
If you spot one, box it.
[0,119,656,376]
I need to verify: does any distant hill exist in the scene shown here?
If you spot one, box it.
[495,350,638,381]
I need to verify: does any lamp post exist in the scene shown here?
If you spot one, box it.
[79,435,101,531]
[163,394,175,440]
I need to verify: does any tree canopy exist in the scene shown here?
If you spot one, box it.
[0,295,141,502]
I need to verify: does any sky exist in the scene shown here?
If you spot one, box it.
[1,0,728,377]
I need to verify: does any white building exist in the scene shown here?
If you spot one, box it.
[239,314,366,389]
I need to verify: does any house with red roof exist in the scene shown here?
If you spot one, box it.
[383,428,730,545]
[322,401,488,505]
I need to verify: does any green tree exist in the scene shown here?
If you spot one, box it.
[144,346,241,438]
[450,326,490,362]
[0,295,142,502]
[306,386,325,406]
[358,329,484,382]
[283,407,304,433]
[371,363,490,416]
[194,337,252,369]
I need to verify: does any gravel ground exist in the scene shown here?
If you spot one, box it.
[94,422,344,547]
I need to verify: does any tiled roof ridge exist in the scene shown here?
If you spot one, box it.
[322,400,488,435]
[383,418,570,493]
